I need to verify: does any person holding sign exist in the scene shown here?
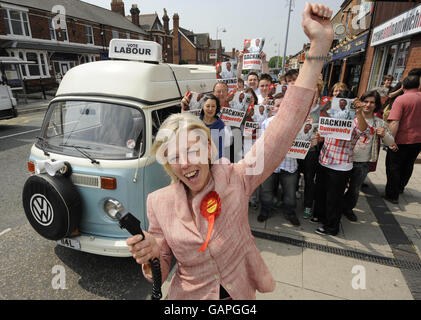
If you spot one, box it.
[237,52,269,78]
[200,94,225,159]
[257,74,273,104]
[342,90,396,221]
[126,2,334,299]
[312,97,370,236]
[258,93,301,226]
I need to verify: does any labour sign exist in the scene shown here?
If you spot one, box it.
[109,39,162,62]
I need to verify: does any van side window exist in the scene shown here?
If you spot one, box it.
[151,104,182,142]
[157,105,181,123]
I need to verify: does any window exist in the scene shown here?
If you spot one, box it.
[2,8,31,37]
[48,18,56,40]
[86,25,94,44]
[112,30,119,39]
[41,101,145,160]
[48,17,68,42]
[61,28,68,41]
[40,53,47,76]
[26,52,40,76]
[7,50,49,79]
[151,105,181,142]
[126,32,130,39]
[368,40,411,89]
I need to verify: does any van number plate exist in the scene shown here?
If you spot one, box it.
[57,238,81,250]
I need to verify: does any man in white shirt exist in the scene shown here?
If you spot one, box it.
[257,93,300,226]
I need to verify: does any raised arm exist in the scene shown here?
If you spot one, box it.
[236,3,334,196]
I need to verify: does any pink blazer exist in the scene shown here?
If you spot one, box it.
[143,85,316,299]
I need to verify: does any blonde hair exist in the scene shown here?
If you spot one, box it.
[331,82,348,95]
[151,112,219,183]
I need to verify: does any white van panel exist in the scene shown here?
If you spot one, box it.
[56,61,217,104]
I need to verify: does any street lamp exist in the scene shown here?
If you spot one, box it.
[215,26,226,64]
[281,0,294,73]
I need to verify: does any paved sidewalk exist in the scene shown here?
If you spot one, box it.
[15,97,52,115]
[249,149,421,300]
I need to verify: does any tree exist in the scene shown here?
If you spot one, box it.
[268,56,282,69]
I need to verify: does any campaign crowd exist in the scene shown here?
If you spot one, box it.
[181,52,421,237]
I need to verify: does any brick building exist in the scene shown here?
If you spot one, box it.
[358,1,421,96]
[324,0,372,96]
[126,7,173,63]
[0,0,149,92]
[171,15,213,65]
[0,0,227,96]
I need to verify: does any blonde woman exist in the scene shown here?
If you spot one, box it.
[127,3,334,300]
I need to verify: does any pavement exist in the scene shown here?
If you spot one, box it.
[14,96,51,115]
[13,101,421,300]
[249,149,421,300]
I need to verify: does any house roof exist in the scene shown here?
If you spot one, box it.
[0,0,148,35]
[194,33,209,49]
[138,13,157,31]
[210,39,222,50]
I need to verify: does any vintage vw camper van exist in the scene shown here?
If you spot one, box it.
[22,40,216,257]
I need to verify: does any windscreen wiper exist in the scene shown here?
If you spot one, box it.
[59,143,100,164]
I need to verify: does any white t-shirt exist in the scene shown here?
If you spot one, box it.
[220,70,236,79]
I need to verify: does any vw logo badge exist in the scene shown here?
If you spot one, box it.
[30,194,54,226]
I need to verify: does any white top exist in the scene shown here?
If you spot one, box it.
[220,70,236,79]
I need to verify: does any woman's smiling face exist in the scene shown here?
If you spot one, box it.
[167,133,212,197]
[203,99,217,119]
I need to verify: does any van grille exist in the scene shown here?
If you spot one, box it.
[71,174,100,188]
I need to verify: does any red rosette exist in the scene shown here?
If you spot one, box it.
[197,191,221,252]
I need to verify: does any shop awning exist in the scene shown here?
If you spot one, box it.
[1,40,104,55]
[330,32,369,62]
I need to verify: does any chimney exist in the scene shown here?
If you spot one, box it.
[162,8,169,33]
[111,0,125,17]
[173,13,180,64]
[130,4,140,25]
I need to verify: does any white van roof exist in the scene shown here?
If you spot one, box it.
[56,60,217,105]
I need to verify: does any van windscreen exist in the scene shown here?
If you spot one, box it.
[39,101,145,160]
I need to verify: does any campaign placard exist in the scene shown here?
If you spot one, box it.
[243,53,262,70]
[275,84,288,95]
[327,98,355,120]
[287,140,312,159]
[243,121,260,137]
[231,92,252,111]
[318,116,353,141]
[188,92,205,110]
[221,78,238,93]
[220,107,246,128]
[243,38,264,70]
[184,109,202,117]
[219,61,236,79]
[243,38,265,53]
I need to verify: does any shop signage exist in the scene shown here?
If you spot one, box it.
[371,3,421,47]
[331,32,369,61]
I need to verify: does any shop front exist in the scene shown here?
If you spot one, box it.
[326,32,369,97]
[367,3,421,90]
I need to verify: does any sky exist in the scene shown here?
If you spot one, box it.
[81,0,342,59]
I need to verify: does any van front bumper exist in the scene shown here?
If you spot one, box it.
[58,234,132,257]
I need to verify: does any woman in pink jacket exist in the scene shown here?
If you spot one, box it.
[127,2,334,300]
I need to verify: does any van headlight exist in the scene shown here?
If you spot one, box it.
[103,199,124,220]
